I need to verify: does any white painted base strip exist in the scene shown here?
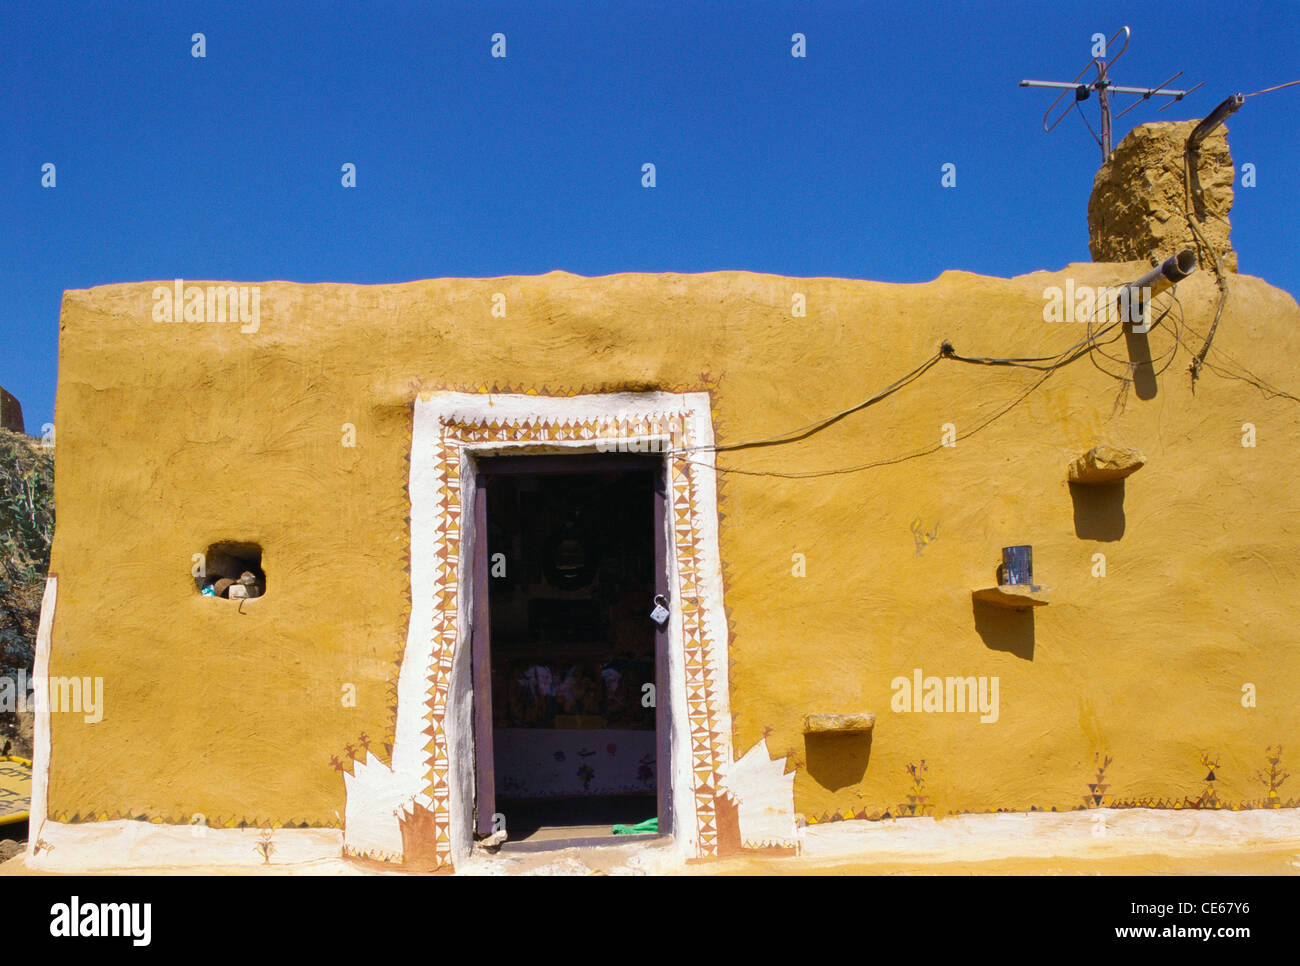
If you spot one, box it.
[16,809,1300,873]
[27,820,344,872]
[800,808,1300,864]
[25,575,56,854]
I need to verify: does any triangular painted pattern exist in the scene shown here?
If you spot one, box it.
[407,410,726,867]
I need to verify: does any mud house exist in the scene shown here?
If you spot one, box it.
[0,386,23,434]
[27,120,1300,871]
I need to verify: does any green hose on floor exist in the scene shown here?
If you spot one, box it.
[611,817,658,835]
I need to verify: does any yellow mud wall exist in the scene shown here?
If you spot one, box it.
[46,266,1300,826]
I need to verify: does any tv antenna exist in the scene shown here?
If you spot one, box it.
[1019,26,1203,162]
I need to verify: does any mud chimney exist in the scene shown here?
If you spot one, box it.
[1088,119,1236,272]
[0,386,23,434]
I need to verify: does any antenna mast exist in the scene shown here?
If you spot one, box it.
[1020,26,1203,162]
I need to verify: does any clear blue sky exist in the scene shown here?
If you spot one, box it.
[3,0,1297,431]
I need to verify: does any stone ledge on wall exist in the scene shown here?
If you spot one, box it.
[1068,445,1147,484]
[804,713,876,735]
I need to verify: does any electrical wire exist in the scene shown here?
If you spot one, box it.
[668,174,1298,481]
[1245,79,1300,97]
[692,353,943,455]
[697,74,1296,479]
[674,297,1295,480]
[945,320,1124,370]
[671,313,1129,477]
[1088,288,1182,379]
[676,313,1125,461]
[676,361,1065,479]
[1180,205,1229,377]
[1177,140,1231,382]
[1181,76,1296,379]
[1170,294,1300,403]
[1077,104,1104,149]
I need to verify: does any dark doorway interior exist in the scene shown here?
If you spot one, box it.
[476,458,665,845]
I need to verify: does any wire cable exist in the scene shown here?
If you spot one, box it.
[1245,79,1300,97]
[1077,104,1104,149]
[672,316,1126,477]
[669,254,1298,480]
[677,361,1063,479]
[1176,143,1231,382]
[1170,294,1300,403]
[690,353,943,455]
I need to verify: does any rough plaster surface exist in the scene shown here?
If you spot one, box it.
[44,264,1300,838]
[1089,120,1237,271]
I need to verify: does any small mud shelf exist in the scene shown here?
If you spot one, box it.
[803,713,876,735]
[972,585,1050,610]
[1068,445,1146,484]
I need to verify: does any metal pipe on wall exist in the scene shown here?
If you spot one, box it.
[1187,93,1245,152]
[1128,249,1198,300]
[1119,250,1198,332]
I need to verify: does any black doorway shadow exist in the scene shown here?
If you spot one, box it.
[804,732,873,791]
[1070,480,1127,541]
[972,599,1035,661]
[1124,326,1158,400]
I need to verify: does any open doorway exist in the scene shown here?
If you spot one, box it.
[471,453,670,848]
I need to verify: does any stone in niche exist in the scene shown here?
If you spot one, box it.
[804,713,876,735]
[1068,445,1146,484]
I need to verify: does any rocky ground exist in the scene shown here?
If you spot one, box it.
[0,711,32,862]
[1,710,33,760]
[0,827,25,864]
